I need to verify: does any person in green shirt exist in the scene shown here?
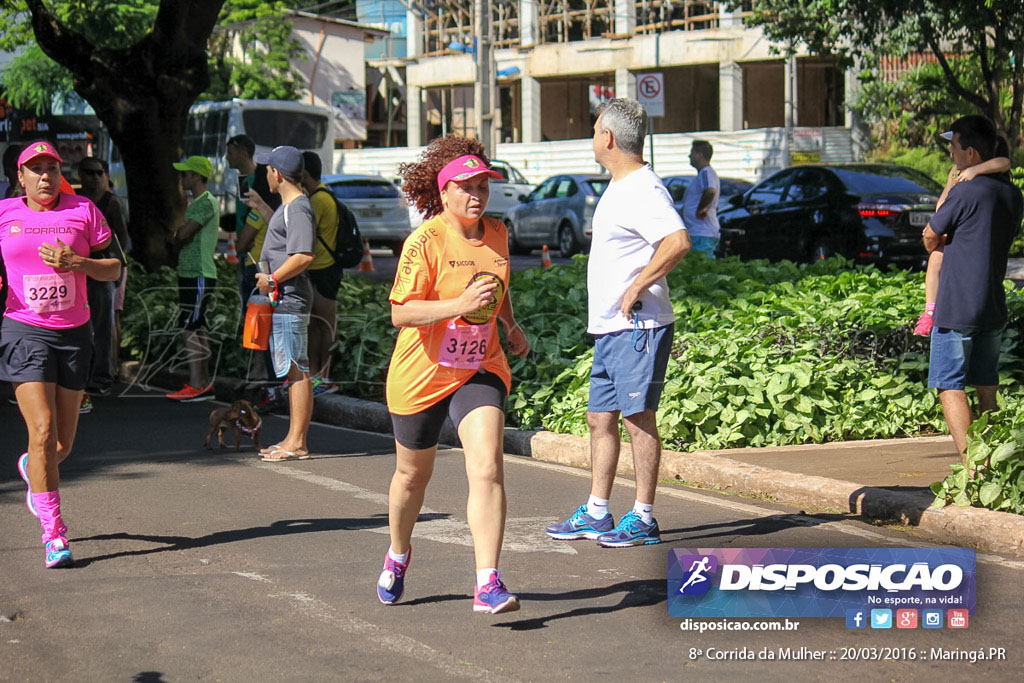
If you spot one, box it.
[166,155,220,402]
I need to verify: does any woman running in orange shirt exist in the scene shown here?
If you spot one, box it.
[376,136,530,614]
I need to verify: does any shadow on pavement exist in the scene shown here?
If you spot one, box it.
[72,512,449,567]
[493,578,663,631]
[665,511,850,542]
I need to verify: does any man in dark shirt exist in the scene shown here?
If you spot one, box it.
[923,115,1024,462]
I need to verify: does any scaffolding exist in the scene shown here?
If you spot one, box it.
[398,1,735,55]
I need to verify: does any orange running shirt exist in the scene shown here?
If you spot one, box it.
[386,215,512,415]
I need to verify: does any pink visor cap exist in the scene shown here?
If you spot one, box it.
[18,140,63,167]
[437,155,501,192]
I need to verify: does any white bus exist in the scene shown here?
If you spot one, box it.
[111,98,334,225]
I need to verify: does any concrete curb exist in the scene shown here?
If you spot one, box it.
[130,364,1024,558]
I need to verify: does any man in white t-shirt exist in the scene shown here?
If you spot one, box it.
[681,140,721,257]
[546,98,690,548]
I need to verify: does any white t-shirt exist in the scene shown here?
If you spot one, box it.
[587,165,685,335]
[682,165,721,237]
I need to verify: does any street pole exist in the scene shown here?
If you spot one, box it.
[474,0,496,157]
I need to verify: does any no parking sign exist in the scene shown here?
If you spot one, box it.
[637,72,664,117]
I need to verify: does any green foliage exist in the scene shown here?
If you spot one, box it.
[1,0,307,112]
[202,1,307,102]
[731,0,1024,146]
[930,396,1024,514]
[871,146,952,186]
[855,56,1003,150]
[1,0,158,114]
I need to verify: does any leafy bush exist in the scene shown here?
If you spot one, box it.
[931,395,1024,514]
[871,146,952,186]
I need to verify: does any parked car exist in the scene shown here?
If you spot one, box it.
[503,174,610,256]
[662,175,753,215]
[717,164,943,268]
[486,159,534,219]
[322,173,412,255]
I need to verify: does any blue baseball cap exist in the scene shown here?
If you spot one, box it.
[254,145,304,179]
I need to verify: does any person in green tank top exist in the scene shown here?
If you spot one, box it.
[166,155,220,403]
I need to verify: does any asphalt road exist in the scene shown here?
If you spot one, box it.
[2,392,1023,681]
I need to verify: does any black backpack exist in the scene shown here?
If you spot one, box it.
[311,187,363,269]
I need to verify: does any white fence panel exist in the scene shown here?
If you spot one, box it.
[333,127,855,186]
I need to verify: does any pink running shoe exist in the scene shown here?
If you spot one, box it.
[473,572,520,614]
[913,311,934,336]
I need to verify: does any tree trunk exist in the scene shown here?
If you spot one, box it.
[25,0,225,270]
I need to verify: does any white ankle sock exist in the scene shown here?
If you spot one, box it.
[477,568,498,587]
[633,500,654,524]
[587,495,610,519]
[387,547,408,565]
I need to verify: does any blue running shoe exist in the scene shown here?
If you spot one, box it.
[473,573,520,614]
[44,537,73,568]
[545,504,615,540]
[17,453,38,518]
[377,548,410,605]
[596,510,661,547]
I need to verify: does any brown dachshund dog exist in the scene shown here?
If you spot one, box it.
[206,400,262,452]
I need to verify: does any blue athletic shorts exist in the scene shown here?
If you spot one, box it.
[928,327,1002,390]
[588,322,674,416]
[270,312,310,378]
[689,235,719,258]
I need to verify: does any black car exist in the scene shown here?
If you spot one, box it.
[718,164,944,267]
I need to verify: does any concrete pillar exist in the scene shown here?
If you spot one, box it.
[719,61,744,131]
[718,5,744,29]
[519,0,538,48]
[845,58,869,159]
[406,10,422,58]
[615,68,636,101]
[521,75,541,143]
[407,85,423,147]
[614,0,636,35]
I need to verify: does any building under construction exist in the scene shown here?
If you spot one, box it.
[365,1,851,149]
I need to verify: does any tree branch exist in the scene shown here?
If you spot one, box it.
[921,18,989,111]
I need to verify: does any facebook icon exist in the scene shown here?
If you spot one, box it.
[845,609,866,629]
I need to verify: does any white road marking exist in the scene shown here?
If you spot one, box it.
[249,461,575,555]
[233,571,274,584]
[248,432,1024,570]
[267,590,520,682]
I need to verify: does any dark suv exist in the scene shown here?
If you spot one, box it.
[718,164,944,268]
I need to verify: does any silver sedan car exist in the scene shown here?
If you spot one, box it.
[322,173,412,255]
[503,174,610,257]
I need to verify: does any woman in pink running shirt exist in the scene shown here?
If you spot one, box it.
[0,140,121,568]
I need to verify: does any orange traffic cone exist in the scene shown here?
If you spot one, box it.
[541,244,552,268]
[225,234,239,264]
[359,239,375,272]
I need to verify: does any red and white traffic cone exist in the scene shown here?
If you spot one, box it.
[359,239,375,272]
[225,234,239,264]
[541,244,552,268]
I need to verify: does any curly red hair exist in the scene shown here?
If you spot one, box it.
[398,135,490,219]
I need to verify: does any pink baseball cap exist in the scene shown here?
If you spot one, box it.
[18,140,63,167]
[437,154,501,192]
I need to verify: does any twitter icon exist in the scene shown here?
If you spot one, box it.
[870,609,892,629]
